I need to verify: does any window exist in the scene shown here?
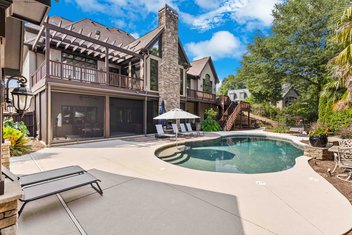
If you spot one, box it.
[150,59,158,91]
[180,68,184,95]
[109,67,120,74]
[203,74,212,93]
[187,78,191,90]
[62,52,97,69]
[178,46,187,66]
[149,39,162,57]
[284,96,296,107]
[239,92,247,100]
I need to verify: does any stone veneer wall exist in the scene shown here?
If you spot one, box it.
[1,141,10,170]
[0,141,21,235]
[0,200,18,234]
[158,5,180,110]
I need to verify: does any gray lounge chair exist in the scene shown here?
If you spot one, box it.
[2,165,86,187]
[155,124,175,138]
[186,123,204,136]
[172,124,191,136]
[3,167,103,216]
[180,123,195,136]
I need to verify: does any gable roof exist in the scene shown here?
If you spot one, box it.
[125,26,164,53]
[282,84,299,97]
[187,57,219,83]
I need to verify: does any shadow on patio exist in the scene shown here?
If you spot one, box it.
[18,169,245,235]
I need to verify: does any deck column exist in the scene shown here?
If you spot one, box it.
[104,96,110,138]
[140,58,144,89]
[144,96,148,135]
[45,27,50,78]
[105,47,109,84]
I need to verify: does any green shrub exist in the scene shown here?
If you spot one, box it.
[3,117,31,156]
[266,125,290,133]
[201,108,221,132]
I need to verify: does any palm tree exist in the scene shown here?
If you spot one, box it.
[331,6,352,108]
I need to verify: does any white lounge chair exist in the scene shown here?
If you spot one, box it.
[155,124,175,138]
[186,123,204,136]
[180,123,195,136]
[172,124,191,136]
[334,139,352,181]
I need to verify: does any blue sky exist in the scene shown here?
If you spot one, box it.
[49,0,279,88]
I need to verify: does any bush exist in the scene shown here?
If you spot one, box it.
[266,125,290,133]
[339,125,352,139]
[3,117,31,156]
[201,108,221,132]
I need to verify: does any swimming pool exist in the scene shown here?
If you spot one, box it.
[156,136,304,174]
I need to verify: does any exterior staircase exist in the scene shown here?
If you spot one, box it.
[220,101,250,131]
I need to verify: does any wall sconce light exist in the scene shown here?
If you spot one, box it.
[5,75,33,115]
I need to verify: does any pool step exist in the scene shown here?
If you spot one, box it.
[168,153,190,165]
[159,152,190,165]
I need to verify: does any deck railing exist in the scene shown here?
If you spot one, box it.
[31,60,144,91]
[186,88,216,102]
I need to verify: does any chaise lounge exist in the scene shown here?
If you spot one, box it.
[3,166,103,216]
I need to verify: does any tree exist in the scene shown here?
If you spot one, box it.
[233,0,348,120]
[330,5,352,108]
[219,75,246,95]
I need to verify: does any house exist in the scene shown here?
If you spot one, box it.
[227,89,250,102]
[186,56,219,119]
[276,85,299,109]
[22,5,219,145]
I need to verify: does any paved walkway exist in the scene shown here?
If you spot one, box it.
[11,130,352,234]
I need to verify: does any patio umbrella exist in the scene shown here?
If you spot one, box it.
[158,99,167,126]
[154,108,200,142]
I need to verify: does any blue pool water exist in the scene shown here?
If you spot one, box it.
[156,136,304,174]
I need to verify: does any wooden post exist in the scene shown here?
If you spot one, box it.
[104,95,110,138]
[45,27,50,78]
[140,58,144,90]
[128,61,132,89]
[105,47,109,84]
[144,96,147,136]
[248,110,250,128]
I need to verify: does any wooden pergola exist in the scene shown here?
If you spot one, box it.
[30,21,144,74]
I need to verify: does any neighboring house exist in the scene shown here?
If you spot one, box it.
[22,5,219,145]
[186,56,219,120]
[228,89,250,102]
[276,85,299,109]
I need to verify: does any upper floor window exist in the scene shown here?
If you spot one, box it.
[150,59,158,91]
[62,52,97,69]
[149,39,162,57]
[178,46,187,66]
[180,68,184,95]
[203,74,212,93]
[239,92,247,100]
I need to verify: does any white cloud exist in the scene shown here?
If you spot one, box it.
[130,32,140,39]
[181,0,281,31]
[185,31,242,60]
[231,0,279,26]
[194,0,223,10]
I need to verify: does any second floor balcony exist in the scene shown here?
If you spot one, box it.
[186,88,216,103]
[31,60,144,91]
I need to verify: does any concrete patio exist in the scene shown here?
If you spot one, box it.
[11,130,352,234]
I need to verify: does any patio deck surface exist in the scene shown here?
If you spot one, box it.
[11,130,352,235]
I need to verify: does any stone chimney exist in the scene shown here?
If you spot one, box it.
[158,4,180,110]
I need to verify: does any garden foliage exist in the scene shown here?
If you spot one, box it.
[201,108,221,132]
[3,117,31,156]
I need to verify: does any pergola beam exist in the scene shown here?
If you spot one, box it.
[44,23,142,58]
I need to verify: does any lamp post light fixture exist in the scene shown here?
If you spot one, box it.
[5,75,33,116]
[6,0,51,25]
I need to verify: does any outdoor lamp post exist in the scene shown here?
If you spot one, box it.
[6,0,51,25]
[5,75,33,115]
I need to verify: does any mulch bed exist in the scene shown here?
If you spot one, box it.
[26,139,46,154]
[309,159,352,204]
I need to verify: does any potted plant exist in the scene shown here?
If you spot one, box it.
[308,125,330,148]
